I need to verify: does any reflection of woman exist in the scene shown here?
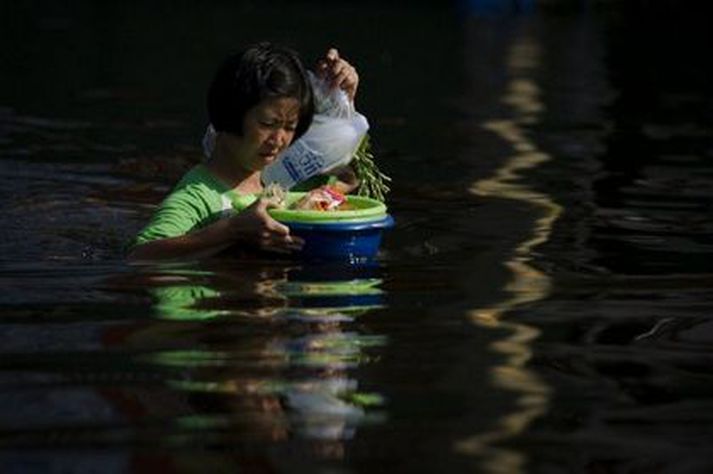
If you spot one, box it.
[98,265,384,464]
[128,43,359,262]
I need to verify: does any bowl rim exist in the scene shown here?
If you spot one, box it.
[285,215,394,232]
[268,192,388,223]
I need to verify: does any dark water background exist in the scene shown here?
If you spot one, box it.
[2,1,713,472]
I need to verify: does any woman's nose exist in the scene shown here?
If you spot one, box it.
[270,129,289,148]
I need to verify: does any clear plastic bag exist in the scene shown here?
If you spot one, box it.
[261,72,369,189]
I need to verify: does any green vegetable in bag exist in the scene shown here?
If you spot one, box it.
[352,134,391,202]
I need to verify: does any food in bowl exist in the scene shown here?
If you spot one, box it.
[263,184,354,212]
[291,186,352,211]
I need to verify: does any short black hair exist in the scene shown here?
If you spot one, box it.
[207,42,314,141]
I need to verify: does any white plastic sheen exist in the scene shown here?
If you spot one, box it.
[261,72,369,189]
[201,72,369,189]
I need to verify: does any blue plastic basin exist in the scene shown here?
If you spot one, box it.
[287,215,394,261]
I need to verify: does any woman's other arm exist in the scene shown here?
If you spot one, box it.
[127,199,303,262]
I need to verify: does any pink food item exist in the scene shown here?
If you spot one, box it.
[292,186,347,211]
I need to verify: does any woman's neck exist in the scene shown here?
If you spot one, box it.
[206,134,263,195]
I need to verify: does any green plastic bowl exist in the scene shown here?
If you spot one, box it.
[268,193,387,224]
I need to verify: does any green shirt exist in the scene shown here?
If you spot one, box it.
[132,164,258,247]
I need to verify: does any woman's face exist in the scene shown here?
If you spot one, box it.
[230,96,301,172]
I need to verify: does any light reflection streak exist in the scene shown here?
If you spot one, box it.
[456,32,562,472]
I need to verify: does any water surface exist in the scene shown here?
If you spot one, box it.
[2,2,713,472]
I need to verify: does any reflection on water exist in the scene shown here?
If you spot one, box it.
[132,261,387,454]
[458,21,554,473]
[0,260,387,469]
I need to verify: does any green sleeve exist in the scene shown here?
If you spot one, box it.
[132,186,214,248]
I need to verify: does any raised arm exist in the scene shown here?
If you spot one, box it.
[316,48,360,102]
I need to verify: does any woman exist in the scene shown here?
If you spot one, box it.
[128,43,360,261]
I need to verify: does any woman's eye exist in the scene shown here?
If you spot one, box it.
[259,120,296,132]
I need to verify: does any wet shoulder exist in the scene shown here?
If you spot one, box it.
[164,165,227,216]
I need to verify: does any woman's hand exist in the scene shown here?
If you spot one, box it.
[316,48,359,102]
[329,165,360,194]
[229,198,304,254]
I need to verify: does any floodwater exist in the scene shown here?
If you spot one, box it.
[2,1,713,472]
